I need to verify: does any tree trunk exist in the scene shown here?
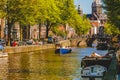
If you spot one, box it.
[46,24,49,38]
[7,22,13,46]
[20,26,22,41]
[46,22,52,38]
[22,25,30,40]
[38,23,42,40]
[27,24,30,39]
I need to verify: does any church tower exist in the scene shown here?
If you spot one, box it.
[92,0,102,17]
[78,5,83,16]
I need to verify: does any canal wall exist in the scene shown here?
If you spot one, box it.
[58,40,71,47]
[3,40,71,54]
[4,44,55,54]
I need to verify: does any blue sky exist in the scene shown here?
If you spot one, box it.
[74,0,93,14]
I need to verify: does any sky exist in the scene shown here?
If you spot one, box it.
[74,0,94,14]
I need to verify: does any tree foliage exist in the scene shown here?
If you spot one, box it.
[7,0,41,25]
[104,21,120,35]
[102,0,120,29]
[0,0,7,18]
[75,15,91,35]
[52,26,66,37]
[0,0,92,41]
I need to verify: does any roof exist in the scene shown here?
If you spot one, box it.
[91,21,99,27]
[86,14,97,20]
[86,14,92,18]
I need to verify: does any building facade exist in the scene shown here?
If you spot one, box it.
[87,0,107,36]
[0,18,6,39]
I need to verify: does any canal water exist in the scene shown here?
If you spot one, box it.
[0,47,119,80]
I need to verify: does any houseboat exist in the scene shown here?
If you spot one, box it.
[81,52,112,79]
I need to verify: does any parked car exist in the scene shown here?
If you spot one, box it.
[0,39,6,46]
[18,41,26,46]
[47,37,53,43]
[26,39,33,45]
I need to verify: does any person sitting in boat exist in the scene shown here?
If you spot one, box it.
[90,52,102,58]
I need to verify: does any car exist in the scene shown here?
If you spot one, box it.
[18,41,26,46]
[47,37,53,43]
[0,39,6,46]
[26,39,33,45]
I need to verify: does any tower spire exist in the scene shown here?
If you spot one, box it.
[78,5,83,15]
[95,0,101,4]
[92,0,102,16]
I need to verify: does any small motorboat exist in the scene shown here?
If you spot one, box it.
[55,43,72,54]
[0,52,8,58]
[55,48,72,54]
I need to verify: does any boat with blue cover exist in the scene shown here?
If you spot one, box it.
[55,48,72,54]
[55,43,72,54]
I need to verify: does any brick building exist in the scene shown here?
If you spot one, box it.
[86,0,107,36]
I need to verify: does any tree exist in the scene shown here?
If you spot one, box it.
[43,0,61,38]
[74,15,91,35]
[0,0,92,45]
[104,21,120,35]
[102,0,120,29]
[52,27,66,37]
[6,0,42,45]
[57,0,91,36]
[0,0,7,18]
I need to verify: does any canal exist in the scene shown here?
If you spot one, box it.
[0,47,119,80]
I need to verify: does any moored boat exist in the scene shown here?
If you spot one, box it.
[81,65,107,78]
[96,42,108,50]
[55,43,72,54]
[81,52,112,79]
[55,48,72,54]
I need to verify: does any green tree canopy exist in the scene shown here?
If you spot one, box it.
[57,0,92,36]
[0,0,7,18]
[102,0,120,29]
[7,0,41,25]
[104,21,120,35]
[0,0,92,41]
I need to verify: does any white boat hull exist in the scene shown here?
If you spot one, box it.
[81,65,107,78]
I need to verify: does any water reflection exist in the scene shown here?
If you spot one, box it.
[0,57,8,80]
[0,48,110,80]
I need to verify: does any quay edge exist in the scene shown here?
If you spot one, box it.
[3,40,72,54]
[4,44,55,54]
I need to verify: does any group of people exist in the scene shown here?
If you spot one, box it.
[90,52,102,58]
[11,40,18,47]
